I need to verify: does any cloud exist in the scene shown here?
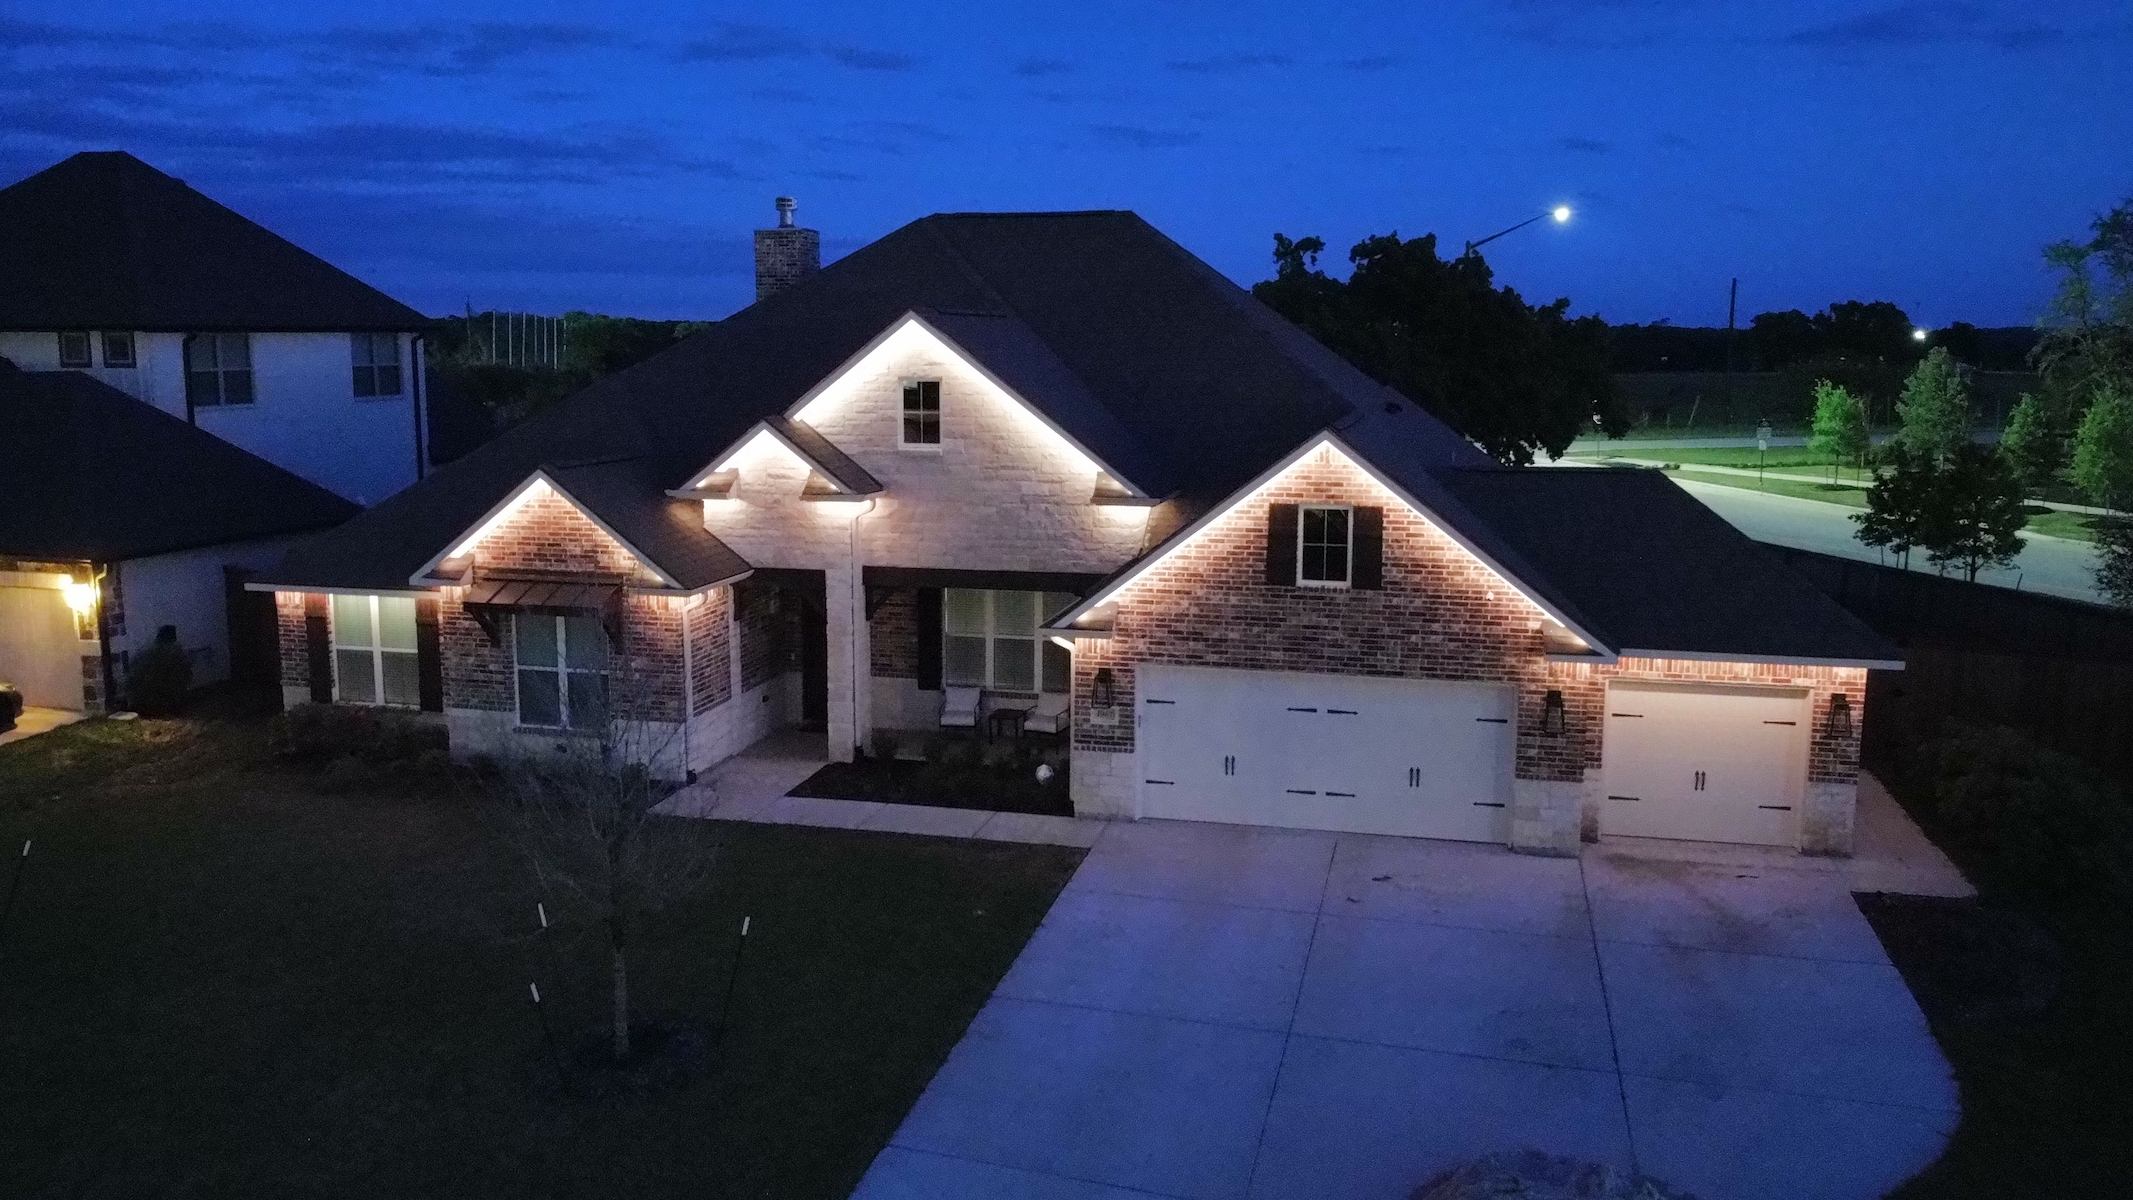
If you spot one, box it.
[1014,56,1075,76]
[1558,136,1613,153]
[827,46,918,71]
[1781,2,2077,50]
[1164,52,1291,73]
[1092,124,1200,148]
[674,21,811,62]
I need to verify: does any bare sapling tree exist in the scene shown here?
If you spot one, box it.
[488,610,717,1063]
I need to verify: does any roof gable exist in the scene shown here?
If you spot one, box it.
[0,152,427,332]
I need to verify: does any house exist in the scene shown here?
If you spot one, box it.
[0,367,357,714]
[256,204,1898,855]
[0,151,431,507]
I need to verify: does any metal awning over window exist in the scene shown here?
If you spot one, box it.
[460,576,622,644]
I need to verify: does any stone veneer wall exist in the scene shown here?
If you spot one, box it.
[1067,444,1868,855]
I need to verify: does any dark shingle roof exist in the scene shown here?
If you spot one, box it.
[1435,466,1902,664]
[545,458,749,590]
[0,369,359,561]
[0,151,427,332]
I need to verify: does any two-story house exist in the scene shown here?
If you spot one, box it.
[0,151,429,711]
[257,205,1898,856]
[0,151,429,507]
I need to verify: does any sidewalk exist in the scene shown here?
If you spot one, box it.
[656,731,1104,849]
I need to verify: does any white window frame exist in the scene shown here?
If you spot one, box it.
[943,590,1072,694]
[57,331,92,368]
[512,613,610,730]
[185,332,255,406]
[330,594,420,708]
[900,378,942,449]
[351,332,404,398]
[1297,503,1354,589]
[100,331,135,368]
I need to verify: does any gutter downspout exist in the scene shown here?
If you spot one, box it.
[849,499,876,759]
[410,331,427,481]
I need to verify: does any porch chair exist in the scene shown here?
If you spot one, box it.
[940,686,982,730]
[1022,692,1070,735]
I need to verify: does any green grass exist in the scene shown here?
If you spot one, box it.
[1665,465,1874,508]
[0,716,1083,1199]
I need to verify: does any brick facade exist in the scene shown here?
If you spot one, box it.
[687,587,733,715]
[868,587,918,678]
[1068,443,1868,853]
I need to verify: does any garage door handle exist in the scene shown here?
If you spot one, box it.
[1471,801,1506,808]
[1610,712,1643,718]
[1144,699,1175,705]
[1607,795,1640,802]
[1763,720,1797,726]
[1145,779,1175,785]
[1474,717,1508,724]
[1285,789,1317,795]
[1326,791,1355,797]
[1286,706,1318,713]
[1327,708,1358,715]
[1757,805,1793,811]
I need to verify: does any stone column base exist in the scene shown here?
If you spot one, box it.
[1511,778,1582,857]
[1801,781,1858,857]
[1070,746,1136,819]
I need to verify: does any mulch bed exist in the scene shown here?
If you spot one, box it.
[788,756,1073,817]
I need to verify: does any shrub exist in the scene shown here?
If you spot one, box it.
[1914,724,2133,906]
[125,628,192,717]
[270,704,449,771]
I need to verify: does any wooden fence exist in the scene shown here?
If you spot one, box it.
[1767,547,2133,783]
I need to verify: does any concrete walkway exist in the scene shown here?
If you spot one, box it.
[0,707,85,748]
[656,731,1105,849]
[852,822,1959,1200]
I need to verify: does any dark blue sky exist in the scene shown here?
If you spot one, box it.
[4,1,2127,326]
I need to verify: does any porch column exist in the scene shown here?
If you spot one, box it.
[823,562,871,762]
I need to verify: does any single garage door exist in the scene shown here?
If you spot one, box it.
[1600,681,1808,847]
[0,582,85,710]
[1138,666,1514,842]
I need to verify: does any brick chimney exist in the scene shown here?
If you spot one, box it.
[753,196,820,301]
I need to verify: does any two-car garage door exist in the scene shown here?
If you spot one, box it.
[1137,666,1514,842]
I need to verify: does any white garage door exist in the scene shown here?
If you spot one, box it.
[1138,666,1514,842]
[1600,682,1808,847]
[0,583,85,711]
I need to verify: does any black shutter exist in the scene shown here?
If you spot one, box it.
[915,587,943,690]
[415,597,444,712]
[1351,506,1384,589]
[304,593,333,704]
[1264,504,1299,586]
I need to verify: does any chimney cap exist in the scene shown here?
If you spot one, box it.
[775,196,796,228]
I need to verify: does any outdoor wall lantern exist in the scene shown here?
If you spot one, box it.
[1826,693,1854,739]
[1541,689,1566,735]
[1091,667,1116,708]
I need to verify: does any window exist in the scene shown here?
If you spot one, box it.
[901,379,941,446]
[58,331,92,368]
[943,590,1074,693]
[185,333,253,406]
[352,332,402,397]
[100,331,135,368]
[331,594,419,707]
[514,614,608,729]
[1298,505,1352,587]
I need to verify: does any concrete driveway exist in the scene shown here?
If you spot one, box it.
[851,821,1957,1200]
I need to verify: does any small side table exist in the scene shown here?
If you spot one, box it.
[986,706,1031,741]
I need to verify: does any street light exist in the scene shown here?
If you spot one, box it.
[1464,206,1572,258]
[1911,327,1929,342]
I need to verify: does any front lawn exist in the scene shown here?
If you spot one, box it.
[0,716,1083,1199]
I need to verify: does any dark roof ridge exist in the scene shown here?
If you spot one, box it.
[926,209,1135,219]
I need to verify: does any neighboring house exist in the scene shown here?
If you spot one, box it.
[0,368,357,713]
[258,205,1898,856]
[0,151,430,507]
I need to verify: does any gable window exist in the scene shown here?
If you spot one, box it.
[901,379,941,446]
[1298,505,1353,588]
[58,331,92,368]
[944,590,1074,693]
[514,614,608,729]
[185,333,254,406]
[331,594,420,707]
[352,332,402,397]
[101,331,135,368]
